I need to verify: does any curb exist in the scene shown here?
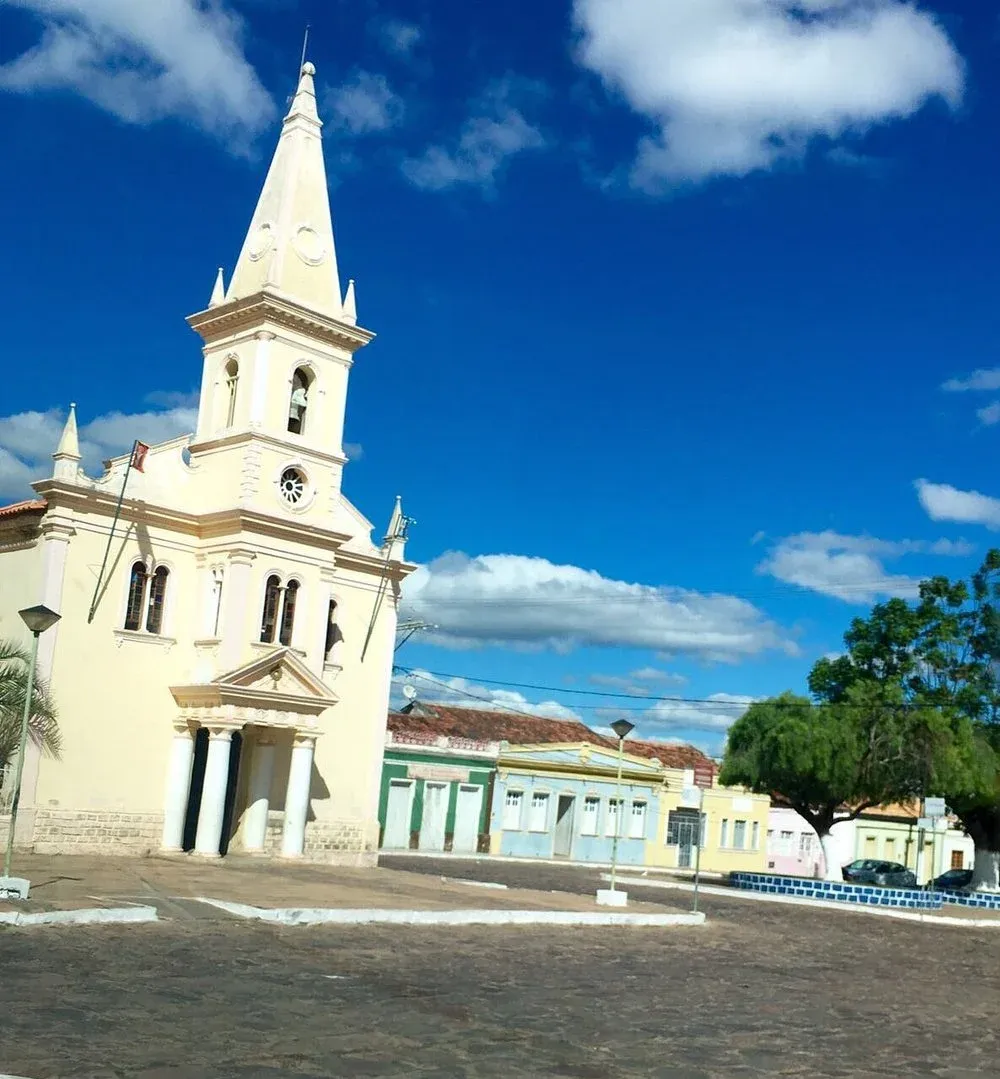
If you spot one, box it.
[606,875,1000,929]
[0,905,159,927]
[194,898,706,927]
[380,850,723,880]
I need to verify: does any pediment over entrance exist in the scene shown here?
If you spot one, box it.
[170,647,337,727]
[220,647,335,701]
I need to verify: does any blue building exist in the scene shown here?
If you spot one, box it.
[490,742,668,864]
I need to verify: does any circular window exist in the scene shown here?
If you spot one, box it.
[278,467,306,505]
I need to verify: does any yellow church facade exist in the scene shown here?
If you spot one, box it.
[0,63,413,865]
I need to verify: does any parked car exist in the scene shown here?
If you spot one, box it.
[842,859,881,882]
[931,868,973,892]
[843,859,917,887]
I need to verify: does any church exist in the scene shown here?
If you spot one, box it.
[0,63,414,865]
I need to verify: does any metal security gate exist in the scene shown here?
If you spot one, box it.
[667,808,704,869]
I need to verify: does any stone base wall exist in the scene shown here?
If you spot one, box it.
[0,809,377,867]
[258,814,375,866]
[30,809,164,855]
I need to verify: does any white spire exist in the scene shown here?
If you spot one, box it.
[226,62,344,319]
[209,267,225,307]
[52,403,81,482]
[383,495,408,559]
[342,279,357,325]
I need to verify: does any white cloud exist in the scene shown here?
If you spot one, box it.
[916,479,1000,532]
[402,78,545,192]
[0,395,197,500]
[588,674,653,696]
[756,530,972,603]
[376,18,422,57]
[942,368,1000,393]
[977,403,1000,427]
[643,692,755,734]
[325,71,404,135]
[401,552,795,662]
[572,0,962,188]
[630,666,687,685]
[0,0,275,149]
[393,669,582,721]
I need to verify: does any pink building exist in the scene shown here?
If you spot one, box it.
[766,806,823,878]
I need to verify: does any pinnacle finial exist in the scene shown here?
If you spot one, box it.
[285,59,320,123]
[53,403,81,480]
[342,279,357,325]
[209,267,226,307]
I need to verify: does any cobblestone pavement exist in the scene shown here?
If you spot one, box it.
[0,853,672,917]
[1,864,999,1077]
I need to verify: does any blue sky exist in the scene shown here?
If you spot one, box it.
[3,0,1000,752]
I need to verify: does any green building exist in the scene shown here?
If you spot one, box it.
[379,708,499,853]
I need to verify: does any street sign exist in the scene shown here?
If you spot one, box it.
[924,797,947,818]
[693,762,715,790]
[680,785,703,808]
[917,817,936,831]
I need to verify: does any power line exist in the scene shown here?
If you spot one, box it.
[394,665,747,707]
[392,664,988,717]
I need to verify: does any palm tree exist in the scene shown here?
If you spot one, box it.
[0,639,61,785]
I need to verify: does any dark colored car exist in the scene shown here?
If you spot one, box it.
[843,859,917,888]
[842,858,881,882]
[932,868,973,892]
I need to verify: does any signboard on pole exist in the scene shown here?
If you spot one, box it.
[680,785,703,809]
[693,762,715,790]
[924,797,947,818]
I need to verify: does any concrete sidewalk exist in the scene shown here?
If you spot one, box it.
[0,852,682,922]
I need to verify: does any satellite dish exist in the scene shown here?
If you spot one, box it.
[402,685,417,701]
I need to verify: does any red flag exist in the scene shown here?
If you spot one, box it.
[130,441,150,473]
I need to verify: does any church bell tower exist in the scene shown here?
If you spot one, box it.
[186,62,371,517]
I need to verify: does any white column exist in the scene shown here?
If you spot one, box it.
[193,728,234,857]
[281,734,316,857]
[18,520,73,846]
[243,736,276,853]
[161,723,196,852]
[249,331,274,427]
[217,550,255,670]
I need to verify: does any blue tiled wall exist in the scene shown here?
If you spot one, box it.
[932,889,1000,910]
[730,872,942,910]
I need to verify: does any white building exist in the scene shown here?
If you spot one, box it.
[0,62,414,865]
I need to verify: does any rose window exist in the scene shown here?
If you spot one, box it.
[279,467,306,505]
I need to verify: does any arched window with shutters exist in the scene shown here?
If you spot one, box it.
[124,561,148,631]
[260,575,282,643]
[123,560,171,635]
[146,566,170,634]
[279,579,299,646]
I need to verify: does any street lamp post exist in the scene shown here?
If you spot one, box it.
[2,604,60,894]
[596,718,635,908]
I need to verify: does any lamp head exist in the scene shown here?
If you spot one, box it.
[18,604,61,635]
[610,718,635,742]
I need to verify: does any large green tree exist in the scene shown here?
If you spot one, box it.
[720,684,984,880]
[809,551,1000,888]
[0,639,60,778]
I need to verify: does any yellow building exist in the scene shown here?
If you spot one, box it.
[627,741,770,874]
[852,804,974,884]
[0,63,413,865]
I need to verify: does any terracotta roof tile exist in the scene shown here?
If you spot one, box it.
[0,498,46,519]
[388,705,713,770]
[389,704,611,747]
[626,738,716,771]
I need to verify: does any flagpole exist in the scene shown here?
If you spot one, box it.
[87,441,138,624]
